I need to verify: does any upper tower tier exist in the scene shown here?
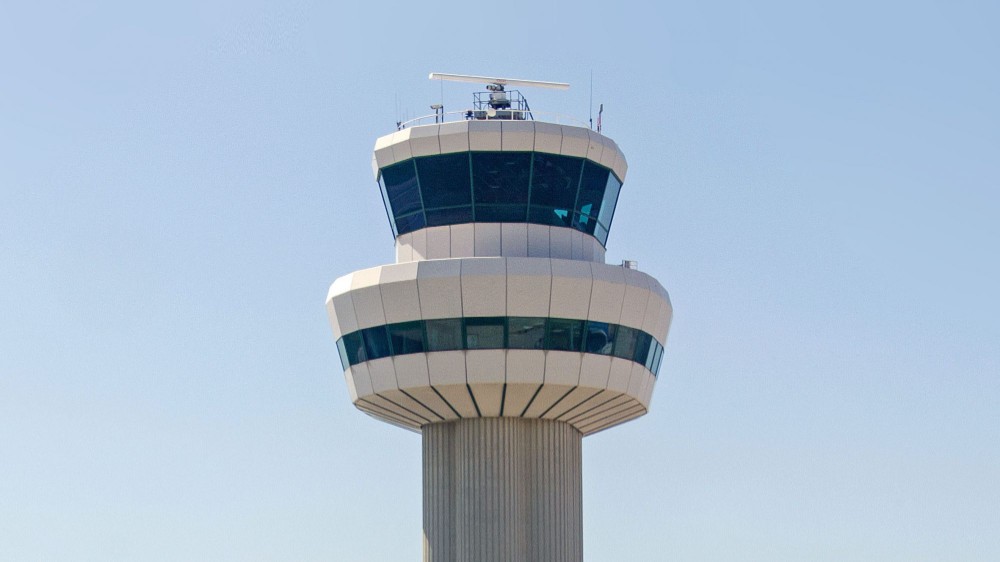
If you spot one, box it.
[372,120,628,258]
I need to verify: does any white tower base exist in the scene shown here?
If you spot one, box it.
[423,418,583,562]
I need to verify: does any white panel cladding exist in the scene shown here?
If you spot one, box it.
[501,222,528,257]
[651,281,673,344]
[594,244,606,263]
[626,363,647,399]
[378,262,421,324]
[461,258,506,317]
[549,227,572,259]
[437,121,470,154]
[545,351,582,386]
[581,236,595,261]
[506,350,545,386]
[427,351,467,387]
[410,228,428,261]
[395,232,413,263]
[619,268,652,330]
[450,223,475,257]
[544,387,602,420]
[549,259,593,319]
[393,353,431,389]
[504,350,545,417]
[389,129,413,163]
[559,126,590,157]
[506,258,551,317]
[382,388,440,424]
[373,131,397,169]
[606,357,634,393]
[638,370,656,408]
[586,128,605,163]
[579,354,612,389]
[371,153,379,181]
[425,225,451,260]
[367,357,398,393]
[361,395,423,428]
[533,122,563,154]
[612,148,628,182]
[598,135,619,169]
[523,385,569,418]
[467,350,505,417]
[427,351,478,417]
[343,368,359,401]
[588,263,627,323]
[405,386,457,423]
[348,363,374,398]
[569,229,584,260]
[416,259,463,319]
[468,120,502,151]
[396,224,605,261]
[473,223,501,256]
[350,266,386,329]
[407,124,441,157]
[640,274,663,336]
[326,274,356,338]
[501,120,534,151]
[526,224,550,257]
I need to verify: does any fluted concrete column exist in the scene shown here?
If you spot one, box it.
[423,418,583,562]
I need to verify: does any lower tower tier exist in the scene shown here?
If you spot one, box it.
[423,418,582,562]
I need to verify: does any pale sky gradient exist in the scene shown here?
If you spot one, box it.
[1,1,998,560]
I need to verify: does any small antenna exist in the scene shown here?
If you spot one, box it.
[589,70,593,130]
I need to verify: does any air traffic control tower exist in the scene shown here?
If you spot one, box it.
[326,73,672,562]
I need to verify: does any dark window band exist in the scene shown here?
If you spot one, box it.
[378,151,623,246]
[336,317,664,378]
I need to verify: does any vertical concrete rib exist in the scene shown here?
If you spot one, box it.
[423,418,582,562]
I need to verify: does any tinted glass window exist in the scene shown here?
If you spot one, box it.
[576,160,610,221]
[528,206,573,228]
[652,343,663,376]
[594,223,609,246]
[388,321,425,355]
[425,318,463,351]
[425,206,473,227]
[337,318,659,370]
[378,176,397,237]
[472,152,531,205]
[585,321,615,354]
[612,326,638,360]
[336,338,350,370]
[381,161,422,218]
[475,204,526,222]
[342,332,366,365]
[546,318,585,352]
[394,212,426,235]
[362,326,391,360]
[571,212,597,235]
[464,317,505,349]
[530,153,581,208]
[508,317,546,349]
[632,332,653,369]
[417,153,472,208]
[597,174,621,231]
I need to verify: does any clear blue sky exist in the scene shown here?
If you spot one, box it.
[1,1,997,560]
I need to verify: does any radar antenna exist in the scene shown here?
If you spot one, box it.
[429,73,570,91]
[429,72,569,122]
